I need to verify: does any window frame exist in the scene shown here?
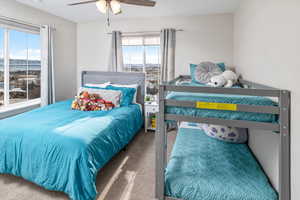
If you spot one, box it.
[122,34,161,73]
[122,34,161,99]
[0,25,41,110]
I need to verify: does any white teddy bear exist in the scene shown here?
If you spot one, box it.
[208,70,238,88]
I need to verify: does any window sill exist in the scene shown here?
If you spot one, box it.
[0,99,41,119]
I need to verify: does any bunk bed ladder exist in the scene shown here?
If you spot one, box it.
[155,85,167,200]
[279,90,291,200]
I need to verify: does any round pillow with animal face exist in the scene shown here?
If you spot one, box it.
[194,62,222,84]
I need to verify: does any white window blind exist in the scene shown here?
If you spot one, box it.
[144,36,160,45]
[0,16,40,34]
[122,36,160,46]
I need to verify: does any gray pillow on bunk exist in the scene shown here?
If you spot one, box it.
[202,124,248,143]
[194,62,222,84]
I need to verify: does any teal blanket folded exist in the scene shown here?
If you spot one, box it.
[0,100,142,200]
[165,127,278,200]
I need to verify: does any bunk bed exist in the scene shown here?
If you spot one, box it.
[155,75,290,200]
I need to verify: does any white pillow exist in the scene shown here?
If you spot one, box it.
[110,83,139,104]
[78,87,121,107]
[179,122,205,130]
[84,82,111,88]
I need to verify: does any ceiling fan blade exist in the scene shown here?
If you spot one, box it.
[119,0,156,7]
[68,0,98,6]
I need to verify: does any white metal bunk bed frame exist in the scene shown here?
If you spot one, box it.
[155,75,291,200]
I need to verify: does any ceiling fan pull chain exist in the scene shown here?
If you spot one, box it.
[106,8,111,26]
[107,17,110,27]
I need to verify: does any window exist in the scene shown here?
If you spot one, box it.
[0,27,41,109]
[122,35,160,98]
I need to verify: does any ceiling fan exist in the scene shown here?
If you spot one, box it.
[68,0,156,15]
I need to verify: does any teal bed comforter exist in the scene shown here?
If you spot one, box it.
[166,89,278,123]
[0,100,143,200]
[165,127,278,200]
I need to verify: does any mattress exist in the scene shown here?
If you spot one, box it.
[0,99,143,200]
[165,126,278,200]
[166,83,278,123]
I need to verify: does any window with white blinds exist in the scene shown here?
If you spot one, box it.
[122,35,160,97]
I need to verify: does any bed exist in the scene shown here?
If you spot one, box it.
[165,125,278,200]
[156,75,290,200]
[166,82,278,123]
[166,92,277,123]
[0,71,145,200]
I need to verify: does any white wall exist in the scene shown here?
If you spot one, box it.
[77,14,233,87]
[234,0,300,198]
[2,0,298,197]
[0,0,77,101]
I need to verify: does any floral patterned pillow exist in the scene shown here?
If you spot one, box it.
[71,91,116,111]
[78,87,121,107]
[202,124,248,143]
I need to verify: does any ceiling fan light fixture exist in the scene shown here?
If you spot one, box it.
[110,0,122,14]
[96,0,108,14]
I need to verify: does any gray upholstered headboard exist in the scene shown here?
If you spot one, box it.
[81,71,145,106]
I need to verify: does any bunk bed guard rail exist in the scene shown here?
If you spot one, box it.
[155,76,290,200]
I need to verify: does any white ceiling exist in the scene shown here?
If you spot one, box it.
[16,0,241,23]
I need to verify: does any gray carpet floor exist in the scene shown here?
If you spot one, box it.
[0,130,176,200]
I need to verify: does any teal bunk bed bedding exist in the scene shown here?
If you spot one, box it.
[0,99,143,200]
[166,83,278,123]
[165,126,278,200]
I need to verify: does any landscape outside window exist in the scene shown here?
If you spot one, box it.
[0,27,41,108]
[122,35,160,100]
